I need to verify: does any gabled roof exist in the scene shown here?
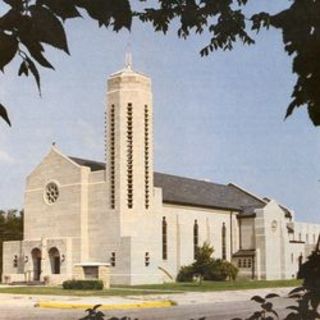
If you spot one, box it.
[153,172,265,212]
[263,197,293,219]
[70,157,105,171]
[68,156,267,213]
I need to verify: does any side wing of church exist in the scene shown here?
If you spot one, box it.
[2,60,320,285]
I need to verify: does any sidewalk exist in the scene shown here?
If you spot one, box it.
[0,287,294,311]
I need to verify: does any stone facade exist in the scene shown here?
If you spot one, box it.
[2,60,320,285]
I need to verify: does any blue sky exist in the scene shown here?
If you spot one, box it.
[1,1,320,223]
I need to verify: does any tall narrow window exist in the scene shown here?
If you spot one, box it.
[127,103,133,208]
[222,223,227,260]
[144,105,150,209]
[162,217,167,260]
[193,220,199,259]
[110,105,115,209]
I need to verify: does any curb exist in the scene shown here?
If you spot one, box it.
[36,300,175,310]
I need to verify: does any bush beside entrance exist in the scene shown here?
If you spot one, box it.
[62,280,104,290]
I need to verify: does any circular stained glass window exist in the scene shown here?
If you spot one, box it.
[45,182,59,204]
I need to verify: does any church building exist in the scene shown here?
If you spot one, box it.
[2,58,320,285]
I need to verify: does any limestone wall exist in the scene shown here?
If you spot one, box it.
[24,148,84,240]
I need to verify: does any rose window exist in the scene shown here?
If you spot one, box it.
[45,182,59,204]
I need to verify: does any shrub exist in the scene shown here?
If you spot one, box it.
[176,265,194,282]
[63,280,104,290]
[176,242,238,283]
[205,259,238,281]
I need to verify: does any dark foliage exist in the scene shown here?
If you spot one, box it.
[138,0,320,125]
[0,0,132,125]
[0,1,320,126]
[63,279,104,290]
[0,209,23,279]
[79,304,205,320]
[231,236,320,320]
[176,264,195,282]
[176,242,238,283]
[204,259,238,281]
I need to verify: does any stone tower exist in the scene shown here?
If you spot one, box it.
[105,55,154,215]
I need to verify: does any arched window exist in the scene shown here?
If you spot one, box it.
[48,247,60,274]
[222,223,227,260]
[193,220,199,259]
[162,217,167,260]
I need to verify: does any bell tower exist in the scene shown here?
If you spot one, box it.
[105,55,154,213]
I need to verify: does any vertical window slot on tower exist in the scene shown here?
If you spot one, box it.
[127,103,133,208]
[144,105,150,209]
[110,105,115,209]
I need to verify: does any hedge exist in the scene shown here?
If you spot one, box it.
[62,280,104,290]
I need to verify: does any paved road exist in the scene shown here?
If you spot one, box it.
[0,298,293,320]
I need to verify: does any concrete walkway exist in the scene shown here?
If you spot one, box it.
[0,287,294,310]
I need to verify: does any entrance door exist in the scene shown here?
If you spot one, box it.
[31,248,42,281]
[54,256,60,274]
[49,247,61,274]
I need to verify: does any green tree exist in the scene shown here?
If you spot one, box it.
[0,0,319,126]
[192,242,214,285]
[0,209,24,279]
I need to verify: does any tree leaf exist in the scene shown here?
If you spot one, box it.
[38,0,81,21]
[0,103,11,126]
[265,293,280,299]
[286,305,299,311]
[0,9,22,31]
[30,5,69,54]
[0,32,18,71]
[289,287,304,295]
[262,302,273,311]
[308,104,320,126]
[3,0,23,10]
[75,0,131,31]
[18,61,29,76]
[251,295,265,303]
[16,14,55,70]
[25,57,41,95]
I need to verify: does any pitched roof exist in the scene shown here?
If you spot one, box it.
[263,197,293,219]
[69,156,266,213]
[69,157,105,171]
[153,172,265,212]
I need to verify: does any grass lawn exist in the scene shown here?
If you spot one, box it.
[125,279,302,292]
[0,286,172,296]
[0,279,301,296]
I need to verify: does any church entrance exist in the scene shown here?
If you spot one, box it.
[31,248,41,281]
[49,247,61,274]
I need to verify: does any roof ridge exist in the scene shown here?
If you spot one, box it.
[154,171,227,187]
[69,156,105,165]
[228,183,267,205]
